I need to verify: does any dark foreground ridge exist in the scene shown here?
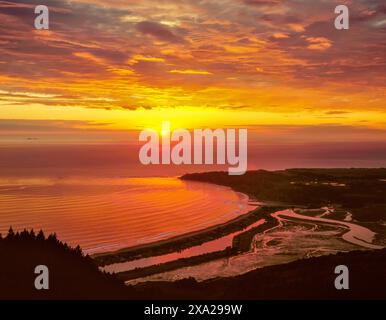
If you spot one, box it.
[1,228,385,299]
[0,228,127,300]
[131,248,386,300]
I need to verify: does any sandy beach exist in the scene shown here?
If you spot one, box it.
[93,205,281,266]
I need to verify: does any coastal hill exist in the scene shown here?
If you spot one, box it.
[181,168,386,221]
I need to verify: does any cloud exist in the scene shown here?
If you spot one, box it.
[272,32,289,39]
[306,37,332,51]
[169,69,212,75]
[287,23,305,32]
[242,0,282,6]
[128,55,165,64]
[324,110,350,115]
[136,21,186,43]
[73,52,107,64]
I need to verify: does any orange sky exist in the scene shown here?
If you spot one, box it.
[0,0,385,145]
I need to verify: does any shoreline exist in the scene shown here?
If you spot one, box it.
[93,205,285,266]
[121,207,384,283]
[116,216,279,282]
[92,175,297,268]
[95,170,385,279]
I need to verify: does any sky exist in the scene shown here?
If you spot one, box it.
[0,0,385,169]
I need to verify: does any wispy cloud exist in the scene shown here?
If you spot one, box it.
[169,69,212,75]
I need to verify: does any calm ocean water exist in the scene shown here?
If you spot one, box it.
[0,176,254,254]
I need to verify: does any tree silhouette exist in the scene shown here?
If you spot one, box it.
[37,229,45,241]
[7,227,15,240]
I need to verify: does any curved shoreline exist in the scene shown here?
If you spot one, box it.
[93,205,283,266]
[107,215,280,281]
[95,170,384,279]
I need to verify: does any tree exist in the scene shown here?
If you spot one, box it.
[37,230,45,241]
[7,227,15,240]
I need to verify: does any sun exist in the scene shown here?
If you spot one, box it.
[160,128,168,137]
[161,121,172,137]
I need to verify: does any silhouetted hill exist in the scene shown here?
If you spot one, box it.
[1,228,385,299]
[0,228,128,300]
